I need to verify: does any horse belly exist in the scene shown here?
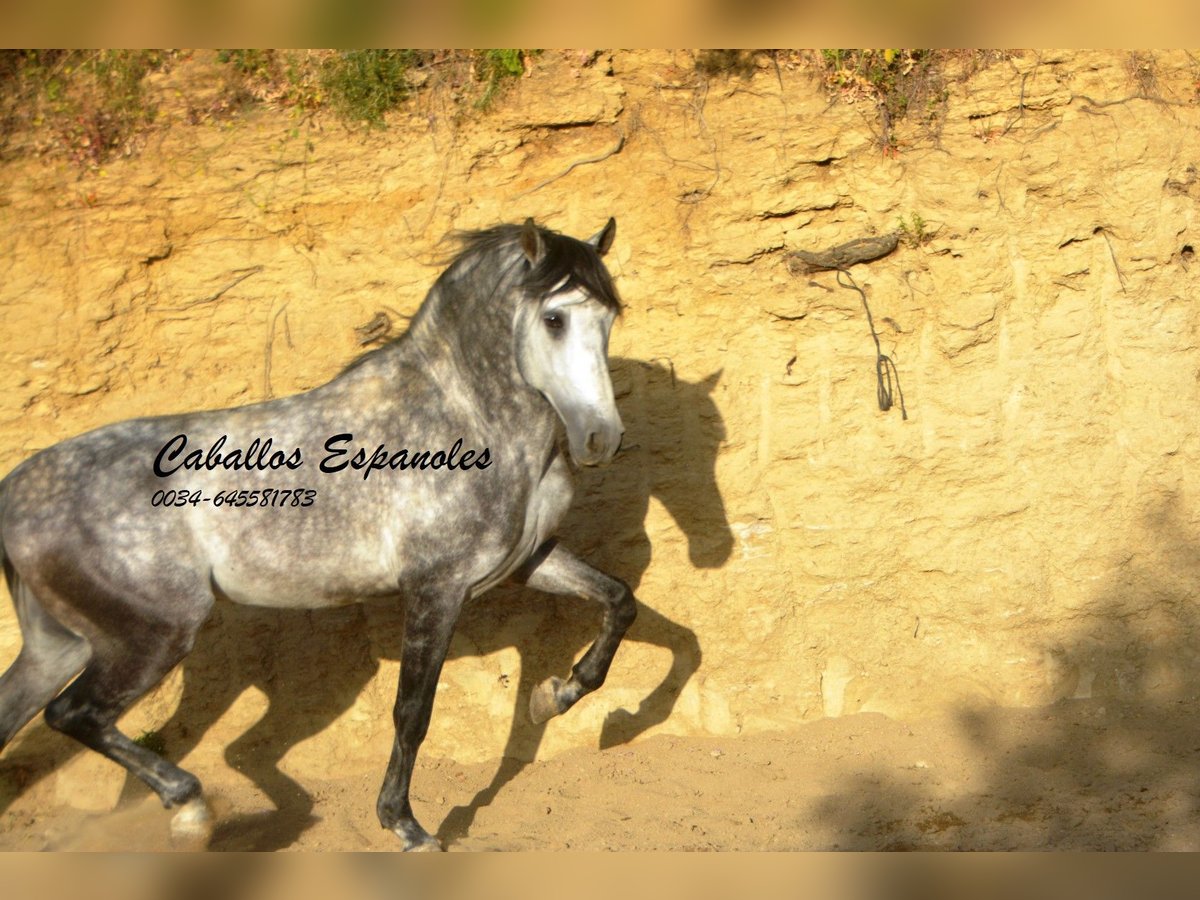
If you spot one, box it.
[209,566,369,609]
[202,519,403,610]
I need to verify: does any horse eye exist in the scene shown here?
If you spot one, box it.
[543,311,565,331]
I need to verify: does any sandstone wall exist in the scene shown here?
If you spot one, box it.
[2,50,1199,789]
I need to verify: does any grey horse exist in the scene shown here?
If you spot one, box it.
[0,218,636,850]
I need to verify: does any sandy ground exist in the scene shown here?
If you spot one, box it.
[2,697,1197,851]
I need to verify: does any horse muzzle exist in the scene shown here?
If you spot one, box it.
[566,413,624,467]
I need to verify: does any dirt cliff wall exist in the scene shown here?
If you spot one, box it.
[2,50,1199,794]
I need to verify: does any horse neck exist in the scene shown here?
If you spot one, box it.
[402,281,559,438]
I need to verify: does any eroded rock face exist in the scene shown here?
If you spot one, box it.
[1,50,1198,776]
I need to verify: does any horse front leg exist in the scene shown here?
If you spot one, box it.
[516,541,637,724]
[376,592,463,851]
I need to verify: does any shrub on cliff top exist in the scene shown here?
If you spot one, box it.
[0,49,536,169]
[0,49,171,167]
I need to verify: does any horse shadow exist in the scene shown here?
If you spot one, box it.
[0,359,731,850]
[437,360,731,847]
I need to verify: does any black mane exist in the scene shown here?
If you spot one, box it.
[338,220,621,377]
[450,222,622,312]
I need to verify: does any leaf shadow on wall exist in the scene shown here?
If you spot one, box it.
[0,358,732,851]
[809,494,1200,853]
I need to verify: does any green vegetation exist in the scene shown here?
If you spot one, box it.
[319,50,426,126]
[0,50,171,166]
[0,49,536,169]
[475,49,529,108]
[897,212,931,248]
[218,49,532,122]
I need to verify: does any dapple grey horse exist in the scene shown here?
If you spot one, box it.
[0,218,636,850]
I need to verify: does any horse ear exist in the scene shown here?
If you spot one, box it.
[521,218,545,265]
[588,218,616,256]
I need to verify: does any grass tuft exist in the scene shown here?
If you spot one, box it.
[474,49,531,108]
[319,50,427,127]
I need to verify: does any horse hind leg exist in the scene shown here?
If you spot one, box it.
[516,542,637,725]
[39,584,215,846]
[0,574,91,750]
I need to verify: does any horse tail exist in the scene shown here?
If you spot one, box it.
[0,477,10,595]
[0,476,20,602]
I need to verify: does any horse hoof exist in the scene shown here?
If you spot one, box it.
[529,676,564,724]
[393,828,444,851]
[170,796,214,848]
[408,837,444,852]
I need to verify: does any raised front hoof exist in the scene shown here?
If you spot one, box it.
[169,796,215,849]
[529,676,566,724]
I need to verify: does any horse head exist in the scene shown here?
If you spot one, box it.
[514,218,624,466]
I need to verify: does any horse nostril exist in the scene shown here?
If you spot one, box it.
[586,432,601,454]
